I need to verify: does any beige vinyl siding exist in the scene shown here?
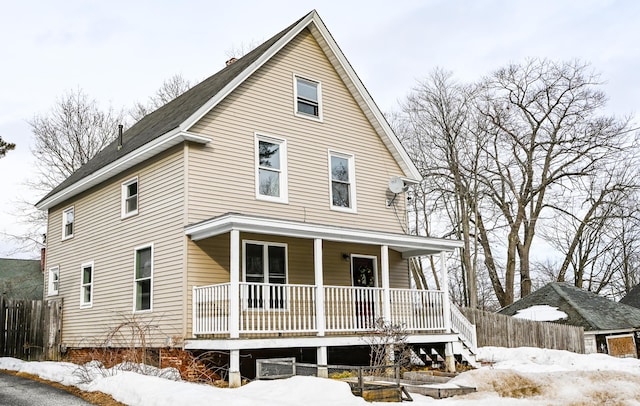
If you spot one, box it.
[44,147,185,347]
[187,28,407,233]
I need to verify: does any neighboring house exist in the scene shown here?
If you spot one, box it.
[620,284,640,309]
[35,10,475,386]
[499,282,640,357]
[0,258,43,300]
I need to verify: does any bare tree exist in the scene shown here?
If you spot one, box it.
[398,59,637,307]
[0,136,15,157]
[130,74,192,121]
[8,89,125,255]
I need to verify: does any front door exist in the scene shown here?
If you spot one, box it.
[351,256,377,328]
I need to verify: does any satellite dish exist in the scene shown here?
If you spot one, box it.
[388,176,405,194]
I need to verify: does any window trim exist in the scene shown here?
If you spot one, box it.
[242,240,289,311]
[61,206,74,240]
[133,243,153,313]
[121,177,139,219]
[293,75,323,121]
[47,266,59,296]
[254,133,288,204]
[328,150,357,213]
[79,261,94,308]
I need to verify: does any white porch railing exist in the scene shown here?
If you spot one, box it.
[450,304,478,353]
[193,283,449,336]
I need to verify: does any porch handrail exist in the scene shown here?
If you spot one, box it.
[450,302,478,353]
[388,288,447,331]
[193,283,231,335]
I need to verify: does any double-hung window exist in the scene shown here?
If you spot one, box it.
[80,262,93,308]
[62,207,74,239]
[255,134,287,203]
[48,266,59,296]
[329,151,357,212]
[243,241,287,309]
[134,245,153,312]
[294,76,322,120]
[122,177,138,218]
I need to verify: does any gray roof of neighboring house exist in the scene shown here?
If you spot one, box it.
[620,284,640,309]
[0,258,43,300]
[36,12,309,206]
[498,282,640,332]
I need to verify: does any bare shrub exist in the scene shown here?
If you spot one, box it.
[362,318,412,375]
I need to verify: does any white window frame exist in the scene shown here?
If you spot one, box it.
[293,75,323,121]
[242,240,288,311]
[47,266,59,296]
[121,177,139,218]
[62,206,74,240]
[328,150,357,213]
[79,261,94,308]
[133,243,153,313]
[255,133,288,204]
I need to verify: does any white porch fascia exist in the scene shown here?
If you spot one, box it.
[185,213,463,257]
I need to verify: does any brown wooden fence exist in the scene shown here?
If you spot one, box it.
[461,307,585,353]
[0,297,62,361]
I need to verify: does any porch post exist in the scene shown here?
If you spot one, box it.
[229,229,240,339]
[229,349,241,388]
[441,251,451,332]
[314,238,325,336]
[317,346,328,378]
[381,245,391,322]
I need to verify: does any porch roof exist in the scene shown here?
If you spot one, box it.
[184,213,463,258]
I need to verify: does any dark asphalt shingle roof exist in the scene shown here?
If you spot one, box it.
[498,282,640,331]
[37,12,310,206]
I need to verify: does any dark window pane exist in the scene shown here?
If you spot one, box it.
[136,280,151,310]
[268,246,286,283]
[83,266,92,283]
[83,286,91,303]
[136,248,152,279]
[332,182,350,208]
[245,243,264,282]
[331,156,349,182]
[258,141,280,169]
[259,169,280,197]
[297,100,318,116]
[126,196,138,213]
[127,182,137,197]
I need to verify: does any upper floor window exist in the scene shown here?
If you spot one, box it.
[294,76,322,120]
[255,134,288,203]
[62,207,74,239]
[329,151,357,212]
[122,177,138,218]
[48,266,59,296]
[80,262,93,308]
[134,244,153,312]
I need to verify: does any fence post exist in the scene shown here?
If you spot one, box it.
[0,296,5,356]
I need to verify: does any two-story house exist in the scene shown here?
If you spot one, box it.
[36,10,475,387]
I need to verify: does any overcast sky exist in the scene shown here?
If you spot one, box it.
[1,0,639,258]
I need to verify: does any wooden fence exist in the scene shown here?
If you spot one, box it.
[0,297,62,361]
[461,307,585,353]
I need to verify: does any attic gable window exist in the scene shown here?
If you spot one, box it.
[62,207,74,239]
[121,177,138,218]
[294,76,322,120]
[255,134,288,203]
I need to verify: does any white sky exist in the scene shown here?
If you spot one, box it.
[1,0,639,258]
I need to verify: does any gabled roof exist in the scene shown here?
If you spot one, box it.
[36,10,420,210]
[620,284,640,309]
[498,282,640,332]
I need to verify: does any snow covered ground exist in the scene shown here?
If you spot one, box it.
[2,347,640,405]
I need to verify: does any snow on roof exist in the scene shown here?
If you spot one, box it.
[513,305,568,322]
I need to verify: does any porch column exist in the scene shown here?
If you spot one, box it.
[229,349,241,388]
[317,346,328,378]
[314,238,326,336]
[381,245,391,322]
[441,251,451,332]
[229,229,240,339]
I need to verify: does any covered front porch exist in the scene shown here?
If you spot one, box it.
[184,213,473,386]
